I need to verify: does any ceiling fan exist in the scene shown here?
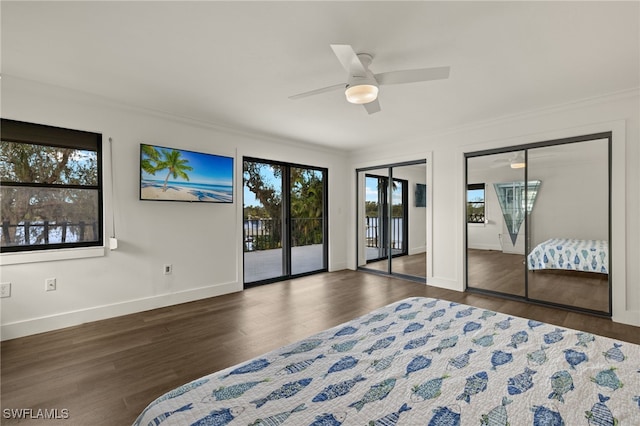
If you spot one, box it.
[490,153,527,169]
[489,151,556,169]
[289,44,451,114]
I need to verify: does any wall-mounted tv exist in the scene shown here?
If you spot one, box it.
[140,143,233,203]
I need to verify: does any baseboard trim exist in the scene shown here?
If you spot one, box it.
[427,277,463,291]
[408,246,426,256]
[329,261,348,272]
[0,281,241,341]
[612,309,640,327]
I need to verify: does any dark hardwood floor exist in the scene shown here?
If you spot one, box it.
[364,252,427,277]
[1,270,638,425]
[467,249,610,312]
[467,249,526,296]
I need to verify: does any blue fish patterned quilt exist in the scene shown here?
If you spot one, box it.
[528,238,609,274]
[133,297,639,425]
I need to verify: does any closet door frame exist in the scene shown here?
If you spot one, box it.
[464,132,612,317]
[356,159,426,283]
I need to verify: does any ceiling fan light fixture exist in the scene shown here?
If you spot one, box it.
[345,84,378,104]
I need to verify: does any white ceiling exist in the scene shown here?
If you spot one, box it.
[2,1,638,151]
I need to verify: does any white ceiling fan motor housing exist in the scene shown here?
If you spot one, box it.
[345,53,379,104]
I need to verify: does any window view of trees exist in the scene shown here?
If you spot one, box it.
[243,161,283,251]
[243,161,283,222]
[365,201,404,217]
[290,167,324,247]
[364,178,403,218]
[243,160,324,252]
[0,119,102,251]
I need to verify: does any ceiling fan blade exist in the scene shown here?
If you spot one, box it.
[375,66,450,85]
[289,83,345,100]
[489,158,511,168]
[363,98,381,114]
[330,44,367,75]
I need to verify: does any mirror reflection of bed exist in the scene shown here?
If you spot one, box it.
[466,136,610,315]
[527,238,609,312]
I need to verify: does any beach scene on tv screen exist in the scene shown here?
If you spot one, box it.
[140,144,233,202]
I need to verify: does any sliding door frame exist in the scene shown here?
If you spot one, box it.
[243,157,328,287]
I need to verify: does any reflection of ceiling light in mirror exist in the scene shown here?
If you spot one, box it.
[510,153,525,169]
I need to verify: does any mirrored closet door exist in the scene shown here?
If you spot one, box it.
[391,163,426,279]
[357,160,427,282]
[465,133,611,316]
[466,151,527,297]
[526,139,610,312]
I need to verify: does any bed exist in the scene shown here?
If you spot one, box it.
[527,238,609,274]
[133,297,638,425]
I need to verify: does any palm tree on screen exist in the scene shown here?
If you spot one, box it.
[157,149,193,192]
[141,144,161,175]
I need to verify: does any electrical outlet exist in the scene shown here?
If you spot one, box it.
[163,264,172,275]
[45,278,56,291]
[0,282,11,298]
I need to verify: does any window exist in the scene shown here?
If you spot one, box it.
[0,119,103,252]
[467,183,485,223]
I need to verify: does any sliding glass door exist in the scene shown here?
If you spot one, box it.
[243,160,285,283]
[243,158,327,286]
[290,166,326,275]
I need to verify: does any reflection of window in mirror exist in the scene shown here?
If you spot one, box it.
[467,183,485,223]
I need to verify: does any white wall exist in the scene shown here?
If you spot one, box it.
[0,77,350,340]
[529,141,609,245]
[349,90,640,327]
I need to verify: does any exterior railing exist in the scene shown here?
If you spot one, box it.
[1,220,98,247]
[365,216,404,250]
[244,218,323,252]
[467,213,485,223]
